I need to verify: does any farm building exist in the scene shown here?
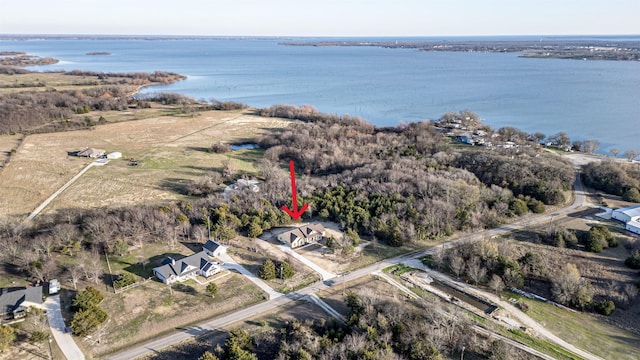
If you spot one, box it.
[612,205,640,223]
[627,217,640,235]
[106,151,122,159]
[277,223,326,248]
[77,147,105,158]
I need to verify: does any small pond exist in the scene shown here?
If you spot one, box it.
[231,143,259,151]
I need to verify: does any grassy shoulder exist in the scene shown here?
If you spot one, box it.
[511,294,640,360]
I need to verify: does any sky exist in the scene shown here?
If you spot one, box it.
[1,0,638,37]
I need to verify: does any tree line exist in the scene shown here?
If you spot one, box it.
[0,70,186,134]
[195,287,531,360]
[582,161,640,202]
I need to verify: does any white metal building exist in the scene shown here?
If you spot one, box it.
[627,217,640,235]
[612,205,640,223]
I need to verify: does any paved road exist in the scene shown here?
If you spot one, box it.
[44,295,85,360]
[108,163,598,360]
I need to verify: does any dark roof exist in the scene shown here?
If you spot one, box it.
[203,240,221,253]
[0,287,43,314]
[278,224,326,244]
[153,251,215,280]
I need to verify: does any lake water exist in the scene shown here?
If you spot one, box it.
[2,37,639,153]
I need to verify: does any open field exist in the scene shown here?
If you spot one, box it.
[0,109,288,217]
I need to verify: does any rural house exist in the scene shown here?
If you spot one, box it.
[277,223,326,249]
[203,239,226,258]
[153,251,222,285]
[76,147,106,158]
[0,286,43,320]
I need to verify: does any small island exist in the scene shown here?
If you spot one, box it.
[86,51,111,56]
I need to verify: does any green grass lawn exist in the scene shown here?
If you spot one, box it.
[514,295,640,360]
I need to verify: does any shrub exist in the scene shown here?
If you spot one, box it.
[113,272,137,289]
[72,286,104,311]
[206,282,218,297]
[259,259,276,280]
[595,300,615,316]
[70,305,108,336]
[516,301,529,312]
[210,142,231,153]
[625,250,640,269]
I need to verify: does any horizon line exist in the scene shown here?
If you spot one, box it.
[1,33,640,39]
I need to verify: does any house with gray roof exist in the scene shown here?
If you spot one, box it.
[277,223,326,248]
[203,239,226,258]
[0,286,43,320]
[153,251,222,285]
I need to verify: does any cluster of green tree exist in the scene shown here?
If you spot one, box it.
[113,271,137,289]
[259,259,294,280]
[541,224,618,253]
[70,286,108,336]
[582,161,640,201]
[436,239,594,310]
[196,289,527,360]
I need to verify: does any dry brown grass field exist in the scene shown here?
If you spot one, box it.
[0,109,288,217]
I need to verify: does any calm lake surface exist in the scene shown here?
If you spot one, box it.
[2,37,639,153]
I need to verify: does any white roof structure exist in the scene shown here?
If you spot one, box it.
[612,205,640,222]
[627,217,640,235]
[106,152,122,159]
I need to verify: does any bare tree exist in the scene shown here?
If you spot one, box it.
[467,257,487,285]
[624,283,639,304]
[489,274,505,295]
[609,148,619,158]
[33,235,55,257]
[551,263,593,309]
[448,250,465,278]
[68,265,83,290]
[624,149,640,162]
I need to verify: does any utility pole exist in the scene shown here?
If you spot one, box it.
[105,249,115,293]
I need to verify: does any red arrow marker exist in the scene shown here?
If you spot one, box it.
[282,160,308,220]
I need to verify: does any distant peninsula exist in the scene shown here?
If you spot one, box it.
[0,52,59,66]
[86,51,111,56]
[280,39,640,61]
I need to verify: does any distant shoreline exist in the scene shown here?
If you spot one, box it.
[280,39,640,61]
